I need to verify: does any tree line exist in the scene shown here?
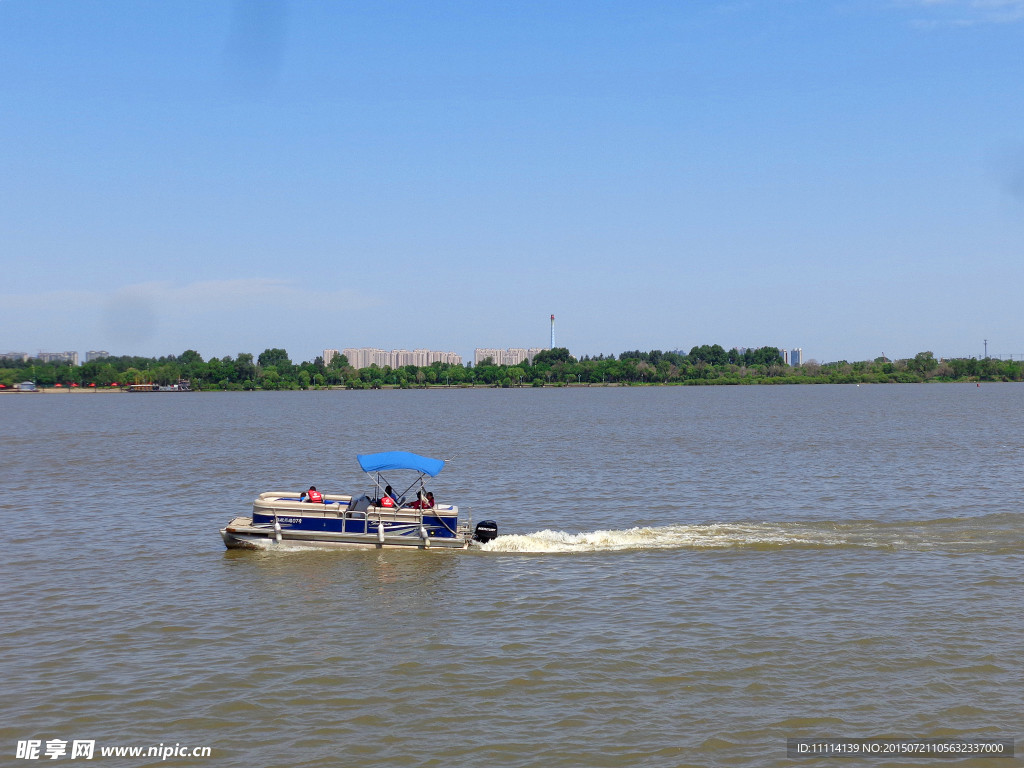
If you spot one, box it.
[2,347,1022,390]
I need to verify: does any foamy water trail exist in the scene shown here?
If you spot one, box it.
[480,515,1024,554]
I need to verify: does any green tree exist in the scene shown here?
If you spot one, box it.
[689,344,727,366]
[751,347,783,367]
[96,363,118,386]
[258,348,292,370]
[908,351,938,374]
[533,347,575,365]
[260,366,282,390]
[235,353,257,382]
[446,366,467,385]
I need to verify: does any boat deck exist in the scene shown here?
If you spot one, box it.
[253,492,458,521]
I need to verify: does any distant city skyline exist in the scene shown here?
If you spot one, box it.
[9,340,1024,366]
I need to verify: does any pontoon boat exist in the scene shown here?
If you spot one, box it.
[220,451,498,550]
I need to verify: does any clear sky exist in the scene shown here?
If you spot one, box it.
[2,0,1022,365]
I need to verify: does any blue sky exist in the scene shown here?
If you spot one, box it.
[2,0,1022,364]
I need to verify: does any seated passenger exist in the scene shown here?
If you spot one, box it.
[375,485,400,508]
[301,485,323,503]
[409,491,435,509]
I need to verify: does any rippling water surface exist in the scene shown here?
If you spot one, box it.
[2,385,1022,767]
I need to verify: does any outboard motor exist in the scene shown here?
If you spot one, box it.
[473,520,498,543]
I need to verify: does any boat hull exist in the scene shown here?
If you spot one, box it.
[220,517,471,550]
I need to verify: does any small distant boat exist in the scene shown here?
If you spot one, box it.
[0,381,41,393]
[220,451,499,550]
[124,379,192,392]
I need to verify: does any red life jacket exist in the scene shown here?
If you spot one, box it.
[380,496,395,508]
[307,489,323,503]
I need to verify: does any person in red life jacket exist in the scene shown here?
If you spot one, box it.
[376,485,399,507]
[409,490,435,509]
[301,485,323,503]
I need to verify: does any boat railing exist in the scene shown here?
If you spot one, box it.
[366,505,423,524]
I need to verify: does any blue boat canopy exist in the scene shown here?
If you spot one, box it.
[357,451,446,477]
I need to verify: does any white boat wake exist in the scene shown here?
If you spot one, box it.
[478,515,1024,554]
[479,523,824,553]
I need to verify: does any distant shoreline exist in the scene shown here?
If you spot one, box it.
[1,380,1009,395]
[5,347,1019,390]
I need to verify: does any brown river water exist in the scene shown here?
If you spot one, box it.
[1,384,1021,767]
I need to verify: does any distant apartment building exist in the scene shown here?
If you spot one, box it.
[334,348,462,369]
[0,352,30,362]
[784,348,803,366]
[343,348,387,369]
[474,348,547,366]
[474,349,501,365]
[85,350,110,362]
[36,351,79,366]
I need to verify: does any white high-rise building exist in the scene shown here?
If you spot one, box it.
[37,351,79,366]
[474,348,502,365]
[338,348,462,368]
[474,348,546,366]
